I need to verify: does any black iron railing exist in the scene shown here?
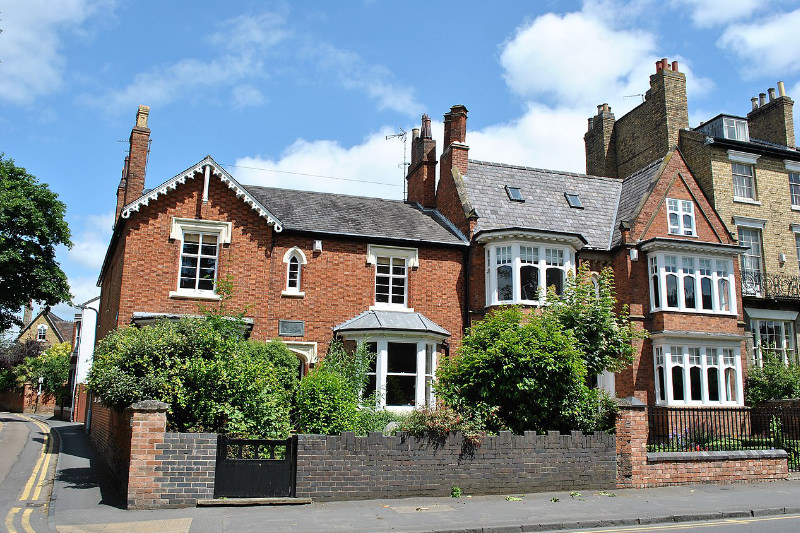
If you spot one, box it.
[741,270,800,300]
[647,405,800,471]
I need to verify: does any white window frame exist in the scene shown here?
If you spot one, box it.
[723,117,749,142]
[648,252,736,315]
[667,198,696,236]
[728,150,760,202]
[282,247,307,297]
[653,342,743,406]
[360,338,437,411]
[36,324,47,342]
[367,245,417,311]
[737,225,764,297]
[751,318,798,367]
[169,218,231,300]
[789,172,800,209]
[485,242,575,306]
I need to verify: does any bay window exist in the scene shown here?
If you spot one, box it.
[485,241,575,306]
[653,342,743,406]
[648,252,736,315]
[359,339,438,410]
[751,319,797,367]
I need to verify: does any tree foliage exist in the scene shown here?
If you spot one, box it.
[87,317,299,438]
[0,155,72,331]
[13,342,71,401]
[0,339,45,391]
[745,353,800,405]
[547,263,643,375]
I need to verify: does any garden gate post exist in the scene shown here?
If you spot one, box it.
[127,400,169,509]
[615,397,648,489]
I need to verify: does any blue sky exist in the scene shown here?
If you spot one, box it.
[2,0,800,324]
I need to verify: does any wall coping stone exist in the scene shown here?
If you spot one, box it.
[616,396,646,409]
[648,449,788,463]
[128,400,170,412]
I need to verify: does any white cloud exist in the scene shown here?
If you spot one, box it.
[0,0,115,105]
[82,11,288,112]
[68,212,115,271]
[232,85,265,109]
[670,0,761,27]
[717,9,800,79]
[306,44,422,116]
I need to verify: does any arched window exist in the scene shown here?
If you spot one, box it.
[282,247,308,296]
[37,324,47,342]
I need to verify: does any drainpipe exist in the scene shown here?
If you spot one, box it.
[463,246,471,336]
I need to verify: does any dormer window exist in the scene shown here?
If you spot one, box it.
[564,192,583,209]
[723,117,749,142]
[505,186,524,202]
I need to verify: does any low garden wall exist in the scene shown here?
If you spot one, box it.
[295,430,617,500]
[0,384,58,413]
[616,400,789,488]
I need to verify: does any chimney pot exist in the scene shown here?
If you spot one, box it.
[412,128,420,140]
[671,61,679,72]
[661,58,669,71]
[603,103,610,113]
[597,104,603,114]
[751,97,759,110]
[136,105,150,129]
[769,88,776,102]
[588,118,594,131]
[759,93,767,106]
[778,81,787,97]
[655,60,663,73]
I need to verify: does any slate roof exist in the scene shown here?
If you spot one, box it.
[245,186,467,246]
[47,312,74,342]
[462,160,624,250]
[611,158,665,247]
[334,310,450,337]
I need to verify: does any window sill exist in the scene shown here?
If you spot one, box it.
[369,304,414,312]
[792,205,800,212]
[650,308,737,317]
[666,232,698,238]
[281,290,306,298]
[733,197,761,206]
[169,290,221,301]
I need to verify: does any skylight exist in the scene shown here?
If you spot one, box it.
[505,186,524,202]
[565,192,583,209]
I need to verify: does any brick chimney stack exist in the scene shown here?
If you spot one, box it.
[747,82,795,148]
[585,103,617,177]
[116,105,151,221]
[22,301,33,327]
[406,114,438,208]
[440,105,469,180]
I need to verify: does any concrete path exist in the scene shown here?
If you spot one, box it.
[38,415,800,533]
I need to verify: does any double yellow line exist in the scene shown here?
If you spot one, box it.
[3,414,56,533]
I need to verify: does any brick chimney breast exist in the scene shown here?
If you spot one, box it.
[748,85,795,148]
[406,114,438,208]
[123,105,152,208]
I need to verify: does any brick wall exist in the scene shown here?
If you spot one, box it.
[616,404,788,489]
[295,430,616,501]
[0,384,58,414]
[88,402,132,487]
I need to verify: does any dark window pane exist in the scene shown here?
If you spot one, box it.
[197,278,214,291]
[701,278,713,310]
[652,275,660,307]
[666,274,678,307]
[200,257,216,269]
[672,366,684,401]
[201,244,217,256]
[363,375,377,401]
[684,277,696,309]
[546,267,563,295]
[387,343,417,373]
[707,368,719,402]
[179,277,195,289]
[657,367,665,402]
[497,265,513,301]
[520,265,539,300]
[690,366,702,401]
[386,376,415,406]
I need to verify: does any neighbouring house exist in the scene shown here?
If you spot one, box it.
[16,307,72,348]
[587,57,800,371]
[66,296,99,422]
[97,87,748,410]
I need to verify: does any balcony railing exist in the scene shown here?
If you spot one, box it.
[741,270,800,300]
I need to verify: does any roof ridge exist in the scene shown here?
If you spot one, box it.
[467,159,622,183]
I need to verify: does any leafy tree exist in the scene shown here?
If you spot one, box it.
[0,339,45,391]
[87,317,298,438]
[13,342,71,401]
[546,263,644,376]
[436,306,609,433]
[0,155,72,331]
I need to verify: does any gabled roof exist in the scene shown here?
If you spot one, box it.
[462,160,623,250]
[334,310,450,337]
[245,186,468,246]
[120,156,283,231]
[611,158,665,247]
[16,310,72,343]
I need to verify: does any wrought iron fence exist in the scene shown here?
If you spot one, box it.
[741,270,800,300]
[647,405,800,471]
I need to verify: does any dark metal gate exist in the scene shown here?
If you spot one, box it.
[214,435,297,498]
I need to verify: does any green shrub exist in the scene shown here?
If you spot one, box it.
[745,353,800,405]
[436,306,592,433]
[356,407,407,435]
[87,318,298,438]
[13,342,71,401]
[295,369,359,434]
[400,406,487,446]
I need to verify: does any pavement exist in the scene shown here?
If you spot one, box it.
[32,415,800,532]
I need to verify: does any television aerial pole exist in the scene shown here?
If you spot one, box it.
[386,127,408,200]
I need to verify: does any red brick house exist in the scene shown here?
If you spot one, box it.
[99,99,747,410]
